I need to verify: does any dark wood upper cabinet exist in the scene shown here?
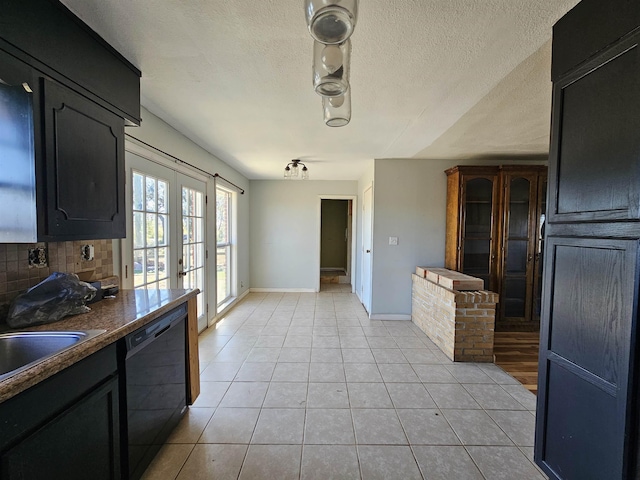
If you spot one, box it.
[0,0,140,241]
[40,79,125,240]
[445,165,547,331]
[536,1,640,479]
[0,0,141,125]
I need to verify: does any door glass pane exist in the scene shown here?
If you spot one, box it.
[133,173,144,211]
[132,170,171,291]
[145,177,156,211]
[157,180,167,213]
[133,212,144,249]
[503,177,532,319]
[462,177,493,290]
[182,186,205,318]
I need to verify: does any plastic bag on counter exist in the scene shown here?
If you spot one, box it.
[6,272,97,328]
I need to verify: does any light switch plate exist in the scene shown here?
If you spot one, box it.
[389,236,398,246]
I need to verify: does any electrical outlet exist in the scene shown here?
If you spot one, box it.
[81,244,94,261]
[240,281,244,288]
[389,236,398,246]
[28,247,48,268]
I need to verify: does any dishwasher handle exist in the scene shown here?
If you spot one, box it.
[154,323,171,338]
[125,304,187,357]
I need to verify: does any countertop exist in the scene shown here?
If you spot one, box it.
[0,288,199,403]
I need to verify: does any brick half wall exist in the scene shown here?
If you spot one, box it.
[411,274,498,362]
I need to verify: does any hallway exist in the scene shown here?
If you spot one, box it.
[142,291,545,480]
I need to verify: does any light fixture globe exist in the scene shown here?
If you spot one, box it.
[305,0,358,45]
[323,88,351,127]
[313,40,350,97]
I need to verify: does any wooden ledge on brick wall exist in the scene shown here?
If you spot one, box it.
[415,267,484,291]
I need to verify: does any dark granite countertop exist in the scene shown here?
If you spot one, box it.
[0,288,198,403]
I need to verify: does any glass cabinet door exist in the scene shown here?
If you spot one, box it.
[462,177,496,290]
[502,175,536,321]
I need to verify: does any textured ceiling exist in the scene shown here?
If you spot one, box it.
[60,0,580,180]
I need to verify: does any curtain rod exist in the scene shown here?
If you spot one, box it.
[125,133,245,194]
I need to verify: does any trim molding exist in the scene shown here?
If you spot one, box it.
[369,314,412,321]
[250,288,317,293]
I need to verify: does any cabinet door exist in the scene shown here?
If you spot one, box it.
[460,174,499,292]
[40,78,125,240]
[536,21,640,480]
[1,376,121,480]
[499,172,538,327]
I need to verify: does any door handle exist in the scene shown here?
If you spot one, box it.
[366,249,371,253]
[178,271,187,278]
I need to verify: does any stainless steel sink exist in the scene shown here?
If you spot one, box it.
[0,330,106,382]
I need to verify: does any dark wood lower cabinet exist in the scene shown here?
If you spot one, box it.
[0,345,121,480]
[2,377,121,480]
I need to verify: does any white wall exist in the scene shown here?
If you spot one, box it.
[370,158,547,317]
[125,108,251,311]
[250,180,358,291]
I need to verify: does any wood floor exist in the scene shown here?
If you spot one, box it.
[493,331,541,395]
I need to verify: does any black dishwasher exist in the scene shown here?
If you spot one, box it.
[124,304,188,480]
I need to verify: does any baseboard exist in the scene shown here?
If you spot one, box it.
[249,288,317,293]
[369,314,412,321]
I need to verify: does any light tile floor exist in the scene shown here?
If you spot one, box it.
[142,287,547,480]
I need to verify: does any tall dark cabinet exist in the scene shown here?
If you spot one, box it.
[445,165,547,331]
[535,1,640,479]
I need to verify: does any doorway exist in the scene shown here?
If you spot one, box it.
[317,195,357,293]
[320,199,350,284]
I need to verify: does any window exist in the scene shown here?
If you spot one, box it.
[132,171,170,290]
[216,186,233,307]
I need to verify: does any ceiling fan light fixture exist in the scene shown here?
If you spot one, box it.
[305,0,358,45]
[284,159,309,180]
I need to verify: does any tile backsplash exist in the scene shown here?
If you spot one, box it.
[0,240,114,307]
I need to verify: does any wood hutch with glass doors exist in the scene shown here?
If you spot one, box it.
[445,165,547,331]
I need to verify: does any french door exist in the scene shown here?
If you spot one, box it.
[123,152,207,330]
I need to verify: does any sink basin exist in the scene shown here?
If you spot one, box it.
[0,330,105,382]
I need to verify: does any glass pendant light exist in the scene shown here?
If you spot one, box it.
[290,162,299,178]
[284,165,291,178]
[313,40,350,97]
[322,87,351,127]
[304,0,358,45]
[301,165,309,180]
